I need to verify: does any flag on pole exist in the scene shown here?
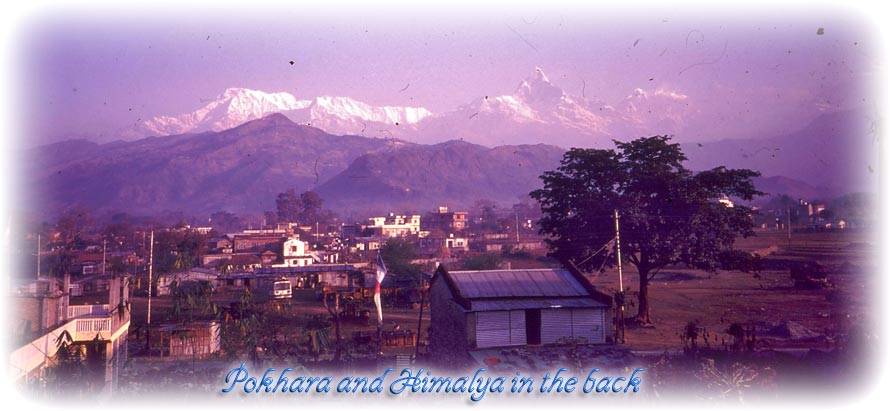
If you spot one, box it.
[374,252,387,324]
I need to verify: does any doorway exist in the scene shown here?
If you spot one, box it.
[525,309,542,345]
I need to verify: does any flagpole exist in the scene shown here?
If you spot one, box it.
[375,252,387,356]
[377,320,383,356]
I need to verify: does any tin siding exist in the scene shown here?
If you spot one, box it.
[541,308,606,344]
[541,309,574,344]
[571,308,605,344]
[476,311,511,348]
[510,310,527,345]
[475,310,527,348]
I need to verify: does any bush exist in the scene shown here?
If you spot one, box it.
[680,321,711,352]
[717,250,763,273]
[790,262,831,289]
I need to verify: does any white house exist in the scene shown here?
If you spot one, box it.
[274,237,314,267]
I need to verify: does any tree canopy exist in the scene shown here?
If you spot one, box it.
[530,136,761,323]
[275,189,334,225]
[379,237,420,278]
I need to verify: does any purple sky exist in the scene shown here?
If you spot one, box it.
[17,2,881,144]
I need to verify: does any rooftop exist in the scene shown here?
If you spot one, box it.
[435,268,611,311]
[447,269,589,299]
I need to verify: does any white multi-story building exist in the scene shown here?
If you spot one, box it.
[275,237,314,267]
[368,213,421,237]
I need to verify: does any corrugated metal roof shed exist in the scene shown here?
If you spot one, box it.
[470,297,607,311]
[448,269,589,299]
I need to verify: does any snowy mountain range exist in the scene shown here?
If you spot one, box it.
[415,67,692,147]
[122,87,432,139]
[119,68,693,148]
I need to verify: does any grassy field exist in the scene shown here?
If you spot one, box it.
[586,228,877,352]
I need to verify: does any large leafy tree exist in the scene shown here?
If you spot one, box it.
[154,229,209,274]
[276,189,303,223]
[52,207,92,277]
[380,238,420,278]
[209,211,243,234]
[531,136,761,324]
[275,189,333,226]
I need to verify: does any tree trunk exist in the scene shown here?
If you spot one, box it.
[636,268,652,324]
[323,291,342,361]
[333,293,342,361]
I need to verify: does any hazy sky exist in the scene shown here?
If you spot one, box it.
[13,1,883,144]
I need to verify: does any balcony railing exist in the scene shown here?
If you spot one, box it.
[68,304,109,318]
[9,315,129,382]
[74,317,111,338]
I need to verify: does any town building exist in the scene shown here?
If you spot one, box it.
[424,206,468,232]
[419,234,469,253]
[207,237,233,253]
[275,237,314,267]
[156,268,221,296]
[10,274,131,395]
[252,264,360,290]
[351,237,383,252]
[429,266,612,365]
[367,213,421,237]
[157,321,220,359]
[202,234,316,269]
[232,233,285,253]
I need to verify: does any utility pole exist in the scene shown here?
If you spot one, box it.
[103,239,107,275]
[787,207,792,247]
[614,210,625,344]
[146,230,154,354]
[36,234,40,278]
[515,214,520,243]
[413,281,426,361]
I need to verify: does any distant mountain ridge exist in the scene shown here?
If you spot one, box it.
[28,114,566,218]
[27,109,873,219]
[681,109,877,195]
[30,114,404,216]
[316,139,566,214]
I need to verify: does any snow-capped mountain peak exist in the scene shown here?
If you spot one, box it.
[411,67,695,148]
[126,87,311,137]
[516,67,566,107]
[310,96,432,124]
[220,87,310,110]
[211,88,311,125]
[123,87,431,139]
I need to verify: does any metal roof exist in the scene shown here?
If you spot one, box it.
[470,297,608,311]
[254,264,356,274]
[447,269,589,299]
